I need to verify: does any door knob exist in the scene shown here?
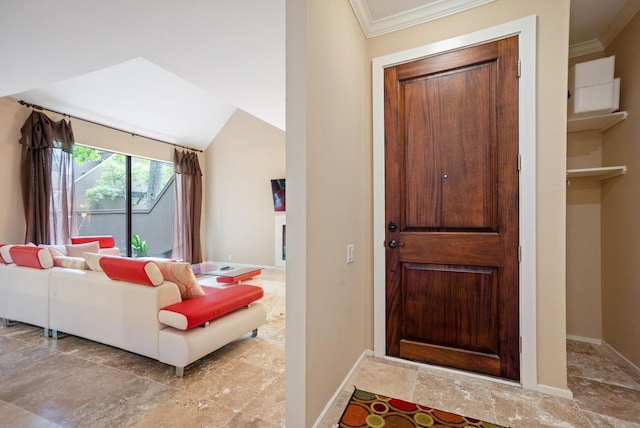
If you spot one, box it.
[388,239,404,248]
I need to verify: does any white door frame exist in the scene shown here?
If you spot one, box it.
[372,15,537,390]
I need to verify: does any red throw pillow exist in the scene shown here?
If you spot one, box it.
[71,235,116,249]
[9,246,54,269]
[99,257,163,287]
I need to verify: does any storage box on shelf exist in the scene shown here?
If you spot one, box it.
[568,56,619,116]
[567,55,627,183]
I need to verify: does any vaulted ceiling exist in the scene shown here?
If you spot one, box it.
[0,0,634,150]
[0,1,285,150]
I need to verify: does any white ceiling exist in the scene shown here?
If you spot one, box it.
[0,0,285,150]
[570,0,626,44]
[568,0,638,56]
[17,58,237,146]
[0,0,635,150]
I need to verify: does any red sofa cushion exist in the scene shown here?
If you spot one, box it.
[9,245,54,269]
[99,257,163,287]
[158,285,263,330]
[71,235,115,249]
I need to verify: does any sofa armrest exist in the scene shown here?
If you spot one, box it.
[158,285,263,330]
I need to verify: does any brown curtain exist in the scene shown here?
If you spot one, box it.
[173,149,203,263]
[19,111,75,245]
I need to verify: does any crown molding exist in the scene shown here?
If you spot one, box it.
[599,0,640,48]
[569,1,640,59]
[349,0,496,38]
[569,38,604,58]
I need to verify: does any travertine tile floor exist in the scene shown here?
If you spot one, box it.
[0,267,286,428]
[319,340,640,427]
[2,266,640,427]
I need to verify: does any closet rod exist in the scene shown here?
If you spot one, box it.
[18,99,202,153]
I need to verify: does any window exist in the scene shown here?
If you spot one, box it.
[73,145,174,257]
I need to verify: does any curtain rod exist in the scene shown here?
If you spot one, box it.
[18,100,202,153]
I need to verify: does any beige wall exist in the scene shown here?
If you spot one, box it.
[602,10,640,368]
[71,119,177,165]
[285,0,308,423]
[566,52,606,341]
[0,98,186,164]
[286,0,371,425]
[203,109,286,266]
[566,130,603,340]
[287,0,571,425]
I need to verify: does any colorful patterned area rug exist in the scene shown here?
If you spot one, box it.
[337,388,507,428]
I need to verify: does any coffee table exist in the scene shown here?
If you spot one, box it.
[192,262,262,286]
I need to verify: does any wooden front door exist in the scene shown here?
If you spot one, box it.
[384,36,520,381]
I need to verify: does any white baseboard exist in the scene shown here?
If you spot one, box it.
[602,340,640,376]
[566,334,602,345]
[567,336,640,376]
[534,383,574,399]
[312,349,373,428]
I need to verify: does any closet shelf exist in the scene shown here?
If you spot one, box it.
[567,111,628,133]
[566,166,627,181]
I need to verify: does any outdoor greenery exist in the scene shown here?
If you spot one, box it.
[131,234,149,257]
[72,146,174,257]
[84,154,127,205]
[73,146,103,164]
[73,146,173,209]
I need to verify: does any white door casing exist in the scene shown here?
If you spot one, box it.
[372,15,538,391]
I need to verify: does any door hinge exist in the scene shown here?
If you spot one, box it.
[519,336,522,353]
[518,245,522,262]
[518,154,522,172]
[517,59,521,78]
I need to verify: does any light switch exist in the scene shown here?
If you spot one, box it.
[347,244,355,264]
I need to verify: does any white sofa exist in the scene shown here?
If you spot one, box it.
[49,268,182,358]
[0,263,53,336]
[0,251,266,377]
